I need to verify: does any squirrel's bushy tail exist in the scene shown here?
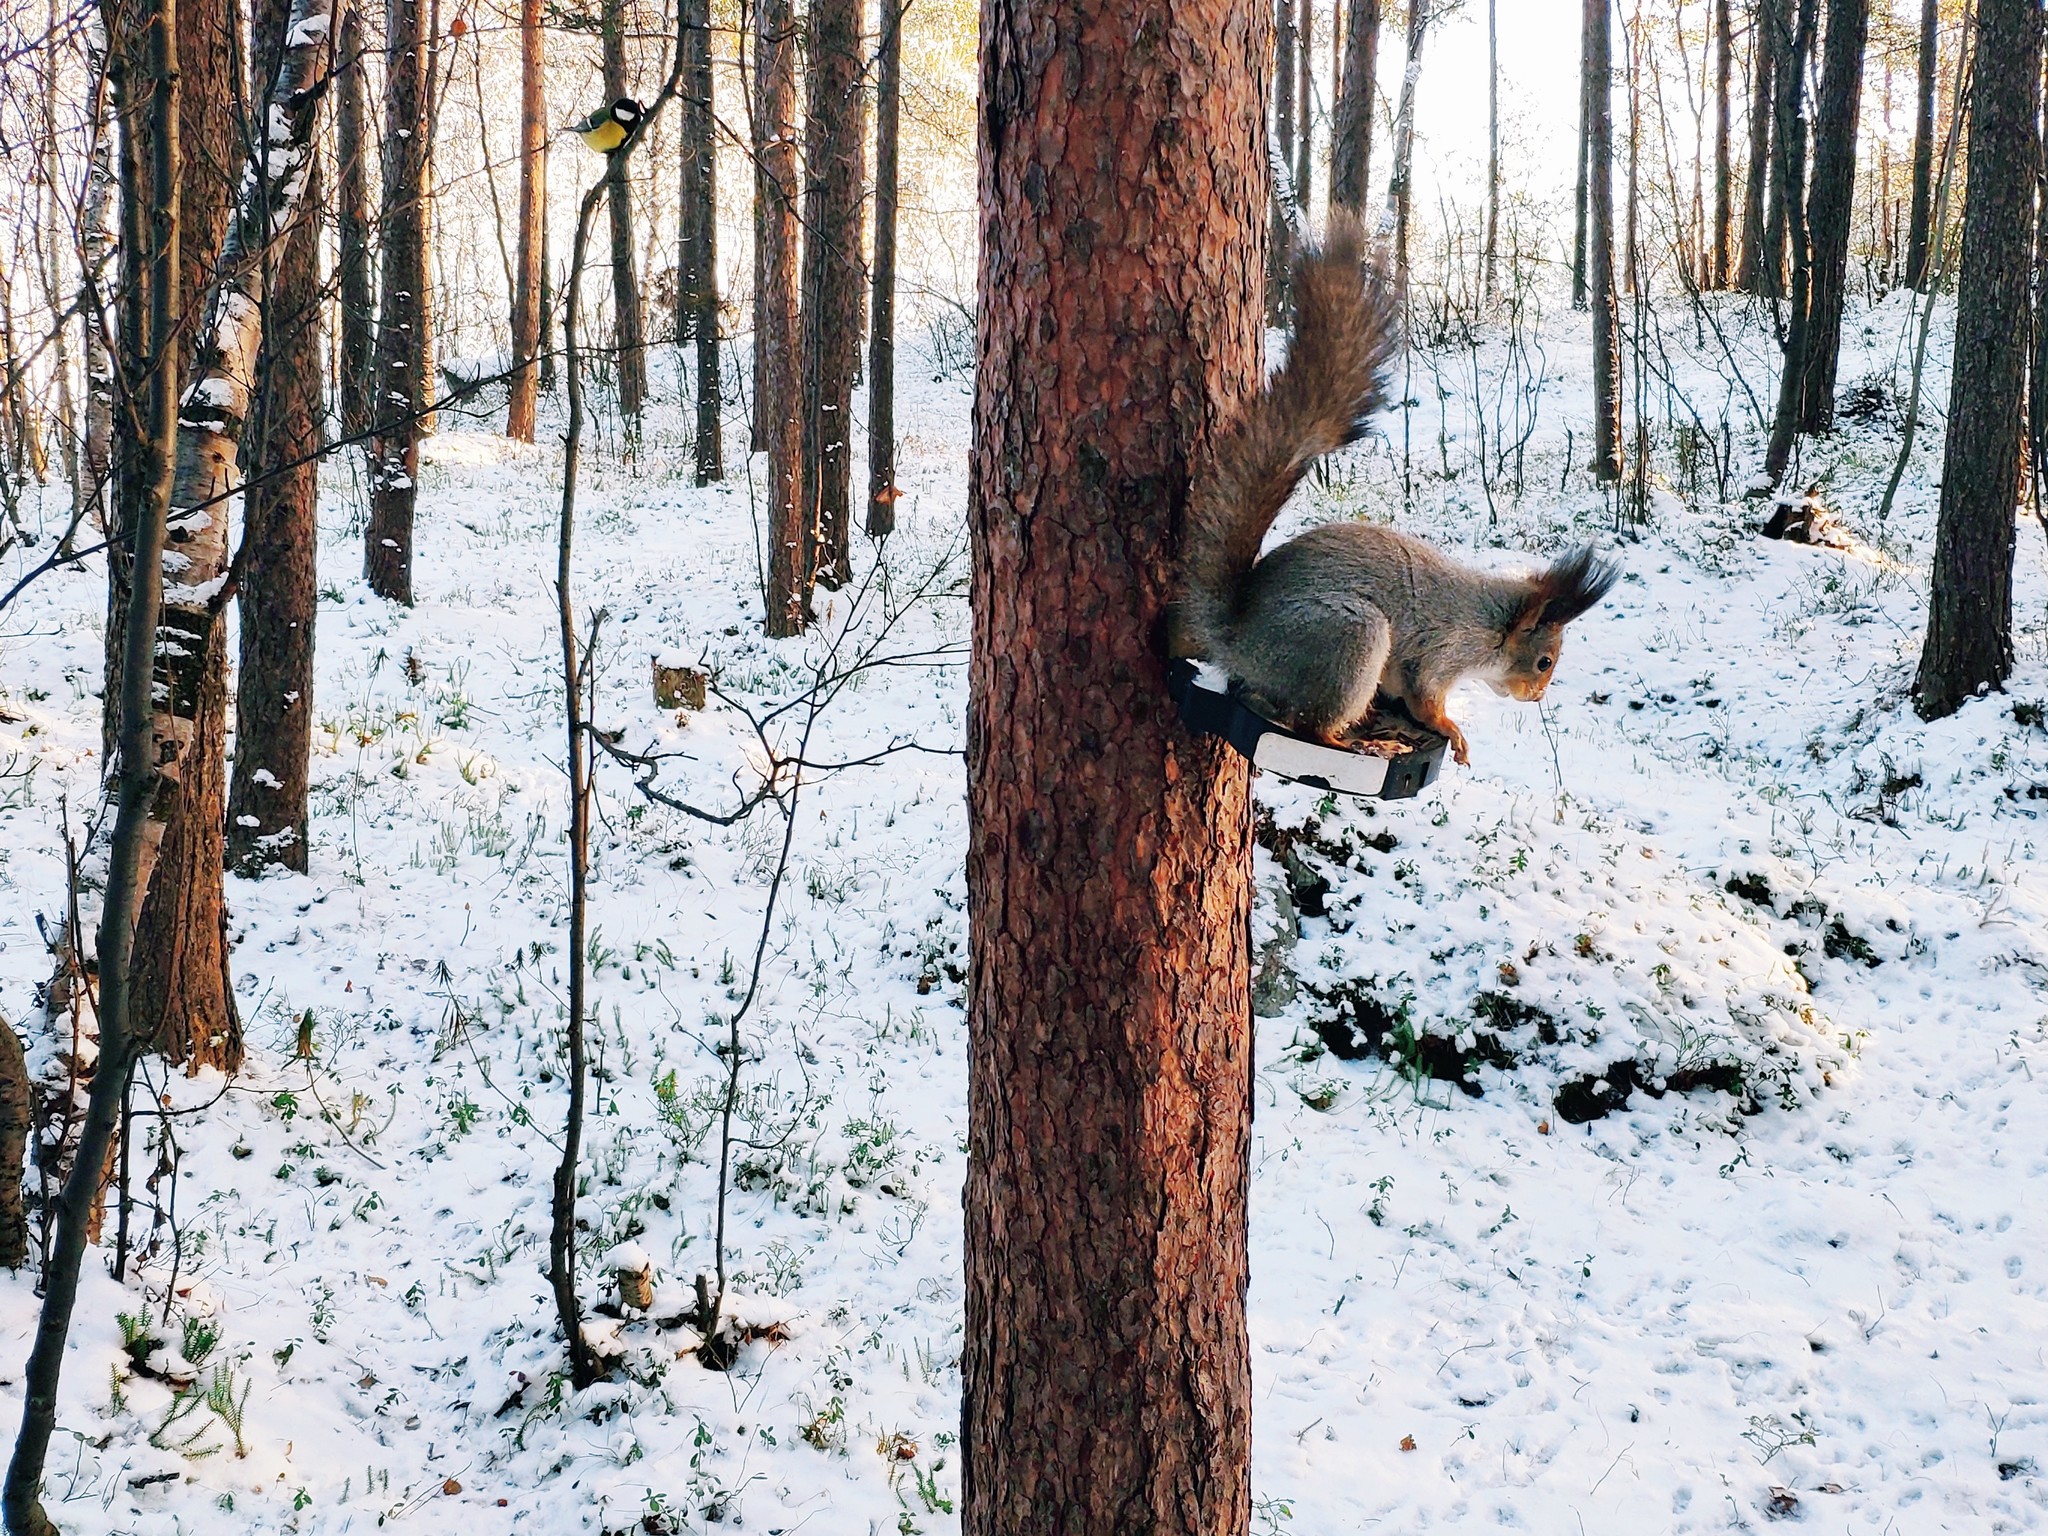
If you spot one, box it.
[1175,216,1401,659]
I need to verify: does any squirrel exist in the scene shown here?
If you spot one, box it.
[1173,217,1620,768]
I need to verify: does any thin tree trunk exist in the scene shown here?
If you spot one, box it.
[366,0,428,604]
[98,0,242,1073]
[1763,0,1811,299]
[866,0,902,536]
[1624,5,1641,295]
[1905,0,1939,288]
[7,0,332,1515]
[1793,0,1868,435]
[80,17,116,533]
[506,0,545,441]
[1272,0,1297,316]
[1589,0,1621,479]
[1296,0,1314,209]
[1572,6,1589,309]
[966,0,1263,1528]
[1385,0,1431,289]
[1739,0,1776,290]
[0,1021,27,1271]
[229,0,323,875]
[1484,0,1499,297]
[1916,0,2038,718]
[758,0,805,634]
[602,0,647,422]
[1330,0,1376,213]
[336,0,374,442]
[801,0,865,589]
[1713,0,1734,285]
[1760,0,1819,481]
[678,0,721,482]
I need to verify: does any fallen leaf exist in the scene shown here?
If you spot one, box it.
[443,1478,462,1496]
[1399,1435,1417,1452]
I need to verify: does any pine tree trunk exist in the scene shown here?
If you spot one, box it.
[603,0,647,421]
[0,1019,27,1271]
[1739,0,1775,291]
[1385,0,1431,288]
[800,0,865,589]
[1713,0,1734,286]
[1762,0,1813,300]
[1794,0,1868,435]
[757,0,806,635]
[1904,0,1940,289]
[506,0,546,441]
[1762,0,1819,484]
[1916,0,2039,718]
[966,0,1264,1528]
[1589,0,1621,479]
[866,0,902,536]
[366,0,428,604]
[678,0,721,482]
[229,0,322,876]
[1330,0,1376,213]
[337,0,375,443]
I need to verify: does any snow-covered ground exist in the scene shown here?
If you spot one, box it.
[1,287,2046,1535]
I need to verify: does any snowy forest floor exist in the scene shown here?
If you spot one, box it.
[3,286,2048,1535]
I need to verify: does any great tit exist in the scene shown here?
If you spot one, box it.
[572,97,642,154]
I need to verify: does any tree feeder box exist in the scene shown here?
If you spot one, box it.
[1169,659,1446,800]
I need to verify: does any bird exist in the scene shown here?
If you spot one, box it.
[571,97,642,154]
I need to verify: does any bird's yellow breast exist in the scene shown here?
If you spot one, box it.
[579,118,628,153]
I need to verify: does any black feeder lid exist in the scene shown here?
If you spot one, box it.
[1168,659,1446,801]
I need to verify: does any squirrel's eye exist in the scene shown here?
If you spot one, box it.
[1536,657,1553,672]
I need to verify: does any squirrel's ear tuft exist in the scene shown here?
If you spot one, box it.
[1533,545,1621,627]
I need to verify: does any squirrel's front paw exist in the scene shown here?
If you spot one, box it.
[1449,727,1470,767]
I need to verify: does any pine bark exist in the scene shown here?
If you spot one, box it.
[0,1021,27,1270]
[800,0,865,589]
[678,0,721,482]
[1793,0,1868,435]
[757,0,806,635]
[1904,0,1939,289]
[336,0,375,442]
[1739,0,1776,291]
[1762,0,1813,299]
[1588,0,1621,479]
[366,0,428,604]
[229,0,323,876]
[1762,0,1820,482]
[965,0,1265,1531]
[1330,0,1377,212]
[866,0,903,536]
[506,0,546,441]
[602,0,647,421]
[1712,0,1733,286]
[1916,0,2039,718]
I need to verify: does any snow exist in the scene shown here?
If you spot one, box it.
[0,287,2044,1534]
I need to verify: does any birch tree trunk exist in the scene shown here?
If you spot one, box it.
[1384,0,1431,289]
[366,0,427,602]
[9,0,331,1517]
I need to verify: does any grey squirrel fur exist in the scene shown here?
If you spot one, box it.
[1173,217,1620,767]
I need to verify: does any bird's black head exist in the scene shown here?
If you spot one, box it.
[612,97,643,124]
